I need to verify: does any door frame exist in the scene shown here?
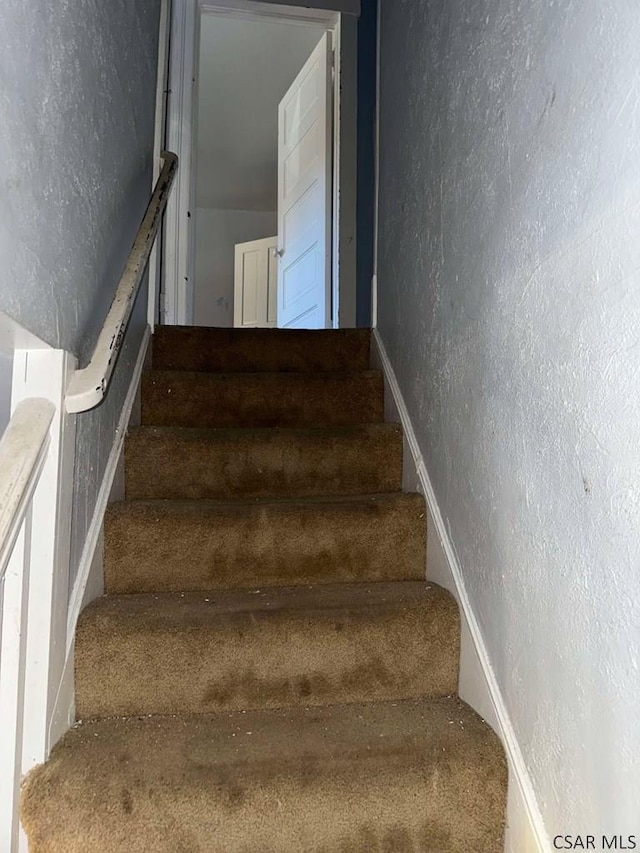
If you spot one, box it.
[148,0,173,330]
[163,0,358,328]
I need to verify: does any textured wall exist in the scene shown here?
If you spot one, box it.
[194,208,277,328]
[377,0,640,840]
[69,287,148,592]
[0,0,159,361]
[0,1,161,589]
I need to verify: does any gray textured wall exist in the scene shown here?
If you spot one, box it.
[69,287,148,592]
[0,0,159,362]
[0,0,161,590]
[377,0,640,840]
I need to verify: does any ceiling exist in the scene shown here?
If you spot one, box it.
[196,16,322,211]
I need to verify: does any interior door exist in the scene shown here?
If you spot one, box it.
[277,32,333,329]
[234,236,278,328]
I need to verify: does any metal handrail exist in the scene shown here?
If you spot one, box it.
[0,398,55,583]
[65,151,178,414]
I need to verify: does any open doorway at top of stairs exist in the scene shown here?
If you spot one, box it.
[160,0,358,331]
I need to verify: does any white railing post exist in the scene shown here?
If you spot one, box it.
[0,396,55,852]
[0,519,31,852]
[10,350,77,774]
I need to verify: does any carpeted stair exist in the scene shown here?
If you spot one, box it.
[21,327,507,852]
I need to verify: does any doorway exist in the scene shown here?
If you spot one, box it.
[195,15,322,329]
[161,0,358,330]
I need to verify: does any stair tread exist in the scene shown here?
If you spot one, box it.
[128,421,401,439]
[75,583,459,718]
[21,697,506,853]
[107,491,424,514]
[145,368,382,379]
[81,580,451,623]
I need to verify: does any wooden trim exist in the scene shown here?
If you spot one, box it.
[335,13,357,327]
[164,0,199,326]
[148,0,174,330]
[199,0,341,25]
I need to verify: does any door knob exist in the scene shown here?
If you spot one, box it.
[273,247,285,258]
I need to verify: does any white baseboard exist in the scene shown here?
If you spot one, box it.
[50,325,151,738]
[371,329,549,853]
[47,636,76,748]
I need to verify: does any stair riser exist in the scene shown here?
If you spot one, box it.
[75,600,459,718]
[141,371,384,429]
[104,496,426,594]
[125,426,403,501]
[152,327,371,373]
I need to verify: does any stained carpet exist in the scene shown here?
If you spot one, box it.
[21,326,507,852]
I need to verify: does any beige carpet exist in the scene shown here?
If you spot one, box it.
[21,326,507,852]
[141,369,384,428]
[104,493,427,593]
[125,422,404,501]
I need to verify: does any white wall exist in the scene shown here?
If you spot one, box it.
[195,208,276,327]
[197,17,321,211]
[377,0,640,844]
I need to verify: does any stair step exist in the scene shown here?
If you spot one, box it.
[21,698,507,853]
[152,326,371,373]
[141,369,384,429]
[125,423,403,501]
[75,582,459,719]
[21,325,509,852]
[104,493,426,594]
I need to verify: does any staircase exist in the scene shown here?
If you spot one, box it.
[21,327,507,852]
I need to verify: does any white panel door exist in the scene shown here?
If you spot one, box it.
[277,33,332,329]
[234,236,278,328]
